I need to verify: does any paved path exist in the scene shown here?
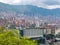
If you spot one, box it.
[57,42,60,45]
[39,42,60,45]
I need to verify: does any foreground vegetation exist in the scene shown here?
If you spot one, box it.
[0,26,36,45]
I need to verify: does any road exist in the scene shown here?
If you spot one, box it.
[46,41,60,45]
[57,42,60,45]
[39,41,60,45]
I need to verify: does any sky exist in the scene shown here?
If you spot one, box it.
[0,0,60,9]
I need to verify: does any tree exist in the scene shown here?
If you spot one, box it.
[0,26,5,33]
[0,26,37,45]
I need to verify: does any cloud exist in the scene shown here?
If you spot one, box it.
[41,5,60,9]
[0,0,60,9]
[32,0,60,9]
[42,0,60,5]
[20,0,60,9]
[0,0,60,5]
[43,0,60,5]
[0,0,22,4]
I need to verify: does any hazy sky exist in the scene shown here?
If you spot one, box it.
[0,0,60,9]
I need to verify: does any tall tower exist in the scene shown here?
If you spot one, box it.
[34,16,40,27]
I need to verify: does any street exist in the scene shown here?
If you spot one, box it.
[57,42,60,45]
[46,41,60,45]
[38,41,60,45]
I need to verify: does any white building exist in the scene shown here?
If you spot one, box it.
[21,28,47,38]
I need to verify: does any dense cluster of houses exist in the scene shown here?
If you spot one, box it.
[0,17,60,38]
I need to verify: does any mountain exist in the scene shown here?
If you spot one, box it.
[0,2,60,24]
